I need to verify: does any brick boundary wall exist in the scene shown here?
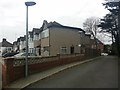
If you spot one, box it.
[2,49,100,87]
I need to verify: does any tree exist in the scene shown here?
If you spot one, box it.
[98,0,120,56]
[83,17,100,49]
[104,44,112,53]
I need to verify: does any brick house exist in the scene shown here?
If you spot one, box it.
[0,38,13,55]
[90,38,104,53]
[40,20,91,56]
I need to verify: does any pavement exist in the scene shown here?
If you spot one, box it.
[4,56,100,89]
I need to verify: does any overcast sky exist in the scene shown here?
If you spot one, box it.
[0,0,110,44]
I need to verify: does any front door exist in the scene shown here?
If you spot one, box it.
[70,46,74,54]
[39,48,41,55]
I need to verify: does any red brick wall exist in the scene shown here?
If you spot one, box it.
[98,44,104,52]
[28,55,85,75]
[2,54,94,87]
[2,58,14,87]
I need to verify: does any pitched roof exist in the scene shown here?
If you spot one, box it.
[17,37,20,42]
[17,36,25,42]
[42,20,85,33]
[0,38,13,47]
[91,38,104,45]
[60,25,85,32]
[85,34,91,37]
[32,28,40,34]
[96,38,104,44]
[29,31,33,35]
[20,36,25,41]
[47,21,62,27]
[13,41,17,45]
[29,31,33,38]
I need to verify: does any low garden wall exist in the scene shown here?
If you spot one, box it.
[2,48,100,87]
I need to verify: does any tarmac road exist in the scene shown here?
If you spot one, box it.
[25,56,118,88]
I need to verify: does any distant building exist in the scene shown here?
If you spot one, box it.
[28,28,42,56]
[13,36,26,53]
[19,36,26,52]
[96,39,104,53]
[28,31,34,54]
[13,41,18,52]
[0,38,13,55]
[90,38,104,53]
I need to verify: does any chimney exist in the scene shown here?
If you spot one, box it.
[43,20,48,24]
[3,38,6,42]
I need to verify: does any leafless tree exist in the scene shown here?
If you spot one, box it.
[83,17,100,38]
[83,17,100,49]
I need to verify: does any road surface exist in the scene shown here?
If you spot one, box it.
[25,56,118,88]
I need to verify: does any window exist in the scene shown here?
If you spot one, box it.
[39,34,41,39]
[41,32,45,38]
[41,29,49,38]
[30,38,33,41]
[44,29,49,37]
[29,37,33,42]
[43,46,49,52]
[60,47,67,54]
[34,35,39,40]
[29,48,34,53]
[42,46,49,56]
[7,48,11,51]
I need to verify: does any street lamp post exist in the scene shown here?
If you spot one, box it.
[25,1,36,77]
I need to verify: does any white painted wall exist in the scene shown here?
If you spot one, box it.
[0,47,13,56]
[19,41,26,52]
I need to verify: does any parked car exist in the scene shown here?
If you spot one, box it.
[101,53,108,56]
[14,52,37,57]
[2,52,19,58]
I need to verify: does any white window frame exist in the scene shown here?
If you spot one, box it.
[34,34,39,40]
[60,47,67,54]
[41,29,49,38]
